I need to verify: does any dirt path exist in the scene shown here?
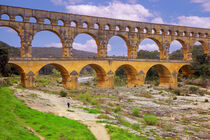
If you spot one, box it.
[13,87,110,140]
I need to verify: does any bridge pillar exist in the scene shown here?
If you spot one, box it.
[62,36,73,57]
[98,40,108,58]
[64,71,78,90]
[159,71,178,89]
[20,32,33,57]
[184,44,192,61]
[161,41,169,60]
[98,70,114,88]
[22,71,36,88]
[128,39,138,59]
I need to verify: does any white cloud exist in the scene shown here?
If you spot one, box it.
[151,17,164,24]
[191,0,210,12]
[44,40,111,53]
[177,16,210,28]
[138,43,159,51]
[66,1,153,22]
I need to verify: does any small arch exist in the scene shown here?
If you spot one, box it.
[151,28,156,34]
[94,23,100,29]
[204,33,208,38]
[83,22,88,28]
[44,18,51,24]
[190,32,194,37]
[1,14,10,20]
[105,24,110,30]
[174,31,179,36]
[178,65,193,76]
[146,64,173,88]
[126,26,130,32]
[159,29,164,35]
[29,17,37,23]
[182,31,186,36]
[115,64,138,87]
[15,16,23,22]
[143,28,148,33]
[167,30,171,35]
[58,20,64,26]
[116,25,120,31]
[71,21,77,27]
[79,64,106,88]
[135,27,139,33]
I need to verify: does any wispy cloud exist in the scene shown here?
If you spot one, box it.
[191,0,210,12]
[65,1,153,22]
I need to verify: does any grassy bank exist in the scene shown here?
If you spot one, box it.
[0,87,96,140]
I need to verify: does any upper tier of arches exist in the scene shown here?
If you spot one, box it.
[0,5,209,39]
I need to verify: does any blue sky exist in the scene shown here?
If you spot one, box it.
[0,0,209,56]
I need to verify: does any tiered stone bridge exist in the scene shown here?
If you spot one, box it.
[1,5,209,89]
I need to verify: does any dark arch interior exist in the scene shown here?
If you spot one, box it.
[115,64,138,87]
[79,64,106,88]
[37,64,68,88]
[145,64,172,87]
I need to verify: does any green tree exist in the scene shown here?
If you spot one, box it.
[137,50,160,59]
[0,47,9,76]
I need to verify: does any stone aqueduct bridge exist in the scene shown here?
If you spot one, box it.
[0,5,210,89]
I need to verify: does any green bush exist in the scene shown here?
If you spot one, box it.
[121,121,131,127]
[83,107,101,114]
[189,87,198,94]
[60,91,67,97]
[131,123,140,131]
[114,105,121,113]
[143,113,158,125]
[131,107,140,117]
[173,90,181,96]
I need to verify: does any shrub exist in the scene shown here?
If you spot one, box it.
[189,87,198,94]
[143,113,158,125]
[131,123,140,131]
[131,107,140,117]
[204,99,208,102]
[173,90,181,96]
[121,121,131,127]
[114,105,121,113]
[83,107,101,114]
[153,80,159,86]
[60,91,67,97]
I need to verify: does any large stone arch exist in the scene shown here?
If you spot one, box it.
[194,40,208,54]
[114,64,139,87]
[170,39,188,60]
[7,62,27,87]
[79,63,107,88]
[139,36,164,59]
[36,63,70,89]
[178,64,194,76]
[146,64,174,88]
[107,34,131,57]
[73,32,100,55]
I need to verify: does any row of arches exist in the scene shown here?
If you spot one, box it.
[8,62,190,89]
[0,26,207,60]
[0,13,208,38]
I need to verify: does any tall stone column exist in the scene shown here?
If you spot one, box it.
[65,71,78,90]
[98,40,108,58]
[128,40,138,59]
[62,36,73,57]
[161,40,170,60]
[22,71,36,88]
[185,44,192,61]
[20,31,33,57]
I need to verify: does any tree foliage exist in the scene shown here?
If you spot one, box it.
[0,47,9,76]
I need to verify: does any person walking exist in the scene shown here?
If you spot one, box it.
[67,102,70,109]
